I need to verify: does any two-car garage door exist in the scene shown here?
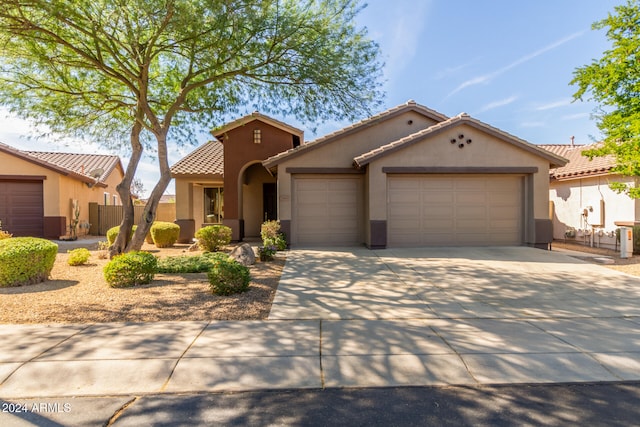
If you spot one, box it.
[387,175,523,247]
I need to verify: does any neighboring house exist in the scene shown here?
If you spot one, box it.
[173,101,567,248]
[541,143,638,249]
[0,142,124,238]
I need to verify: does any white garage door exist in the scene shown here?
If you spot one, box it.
[388,175,523,247]
[293,175,363,246]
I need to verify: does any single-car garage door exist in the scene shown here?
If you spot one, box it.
[388,175,523,247]
[0,179,44,237]
[293,175,363,246]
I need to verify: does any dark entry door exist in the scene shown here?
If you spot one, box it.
[263,183,277,221]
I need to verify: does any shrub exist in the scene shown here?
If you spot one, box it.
[150,221,180,248]
[260,220,280,242]
[67,248,91,266]
[207,256,250,295]
[0,237,58,287]
[106,225,137,246]
[97,240,110,259]
[195,225,232,252]
[157,252,230,273]
[103,251,157,288]
[258,245,277,261]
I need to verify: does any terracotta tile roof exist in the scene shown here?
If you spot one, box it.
[0,141,122,186]
[353,113,568,168]
[170,141,224,177]
[538,144,615,180]
[262,100,449,169]
[212,112,304,140]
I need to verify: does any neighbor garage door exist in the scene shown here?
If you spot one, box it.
[388,175,523,246]
[293,175,363,245]
[0,179,44,237]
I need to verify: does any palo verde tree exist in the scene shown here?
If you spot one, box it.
[571,0,640,198]
[0,0,383,255]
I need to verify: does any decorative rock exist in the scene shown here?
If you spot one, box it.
[230,243,256,266]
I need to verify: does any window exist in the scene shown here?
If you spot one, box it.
[113,195,119,206]
[104,192,109,205]
[253,129,261,144]
[204,187,224,223]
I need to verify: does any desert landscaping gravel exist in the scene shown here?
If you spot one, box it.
[0,241,284,323]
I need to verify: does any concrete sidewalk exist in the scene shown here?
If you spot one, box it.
[1,317,640,399]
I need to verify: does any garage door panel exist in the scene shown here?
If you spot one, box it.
[0,180,44,237]
[294,176,363,246]
[388,175,522,247]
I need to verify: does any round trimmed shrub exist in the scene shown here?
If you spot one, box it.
[195,225,232,252]
[103,251,158,288]
[150,221,180,248]
[0,237,58,287]
[106,225,137,246]
[207,257,250,295]
[67,248,91,266]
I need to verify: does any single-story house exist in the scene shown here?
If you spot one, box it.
[173,101,567,248]
[542,143,638,249]
[0,142,124,238]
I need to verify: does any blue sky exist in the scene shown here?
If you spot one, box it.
[0,0,622,196]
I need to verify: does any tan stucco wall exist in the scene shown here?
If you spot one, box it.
[277,111,440,221]
[175,177,224,230]
[366,124,551,221]
[550,174,637,248]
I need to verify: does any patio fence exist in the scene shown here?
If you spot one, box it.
[88,203,176,235]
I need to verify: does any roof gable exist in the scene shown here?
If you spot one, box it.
[353,113,568,168]
[262,100,449,169]
[170,140,224,178]
[212,112,303,141]
[538,144,615,180]
[0,141,123,186]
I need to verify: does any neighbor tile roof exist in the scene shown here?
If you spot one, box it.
[262,100,450,169]
[0,141,122,186]
[538,144,615,180]
[353,113,568,168]
[170,140,224,177]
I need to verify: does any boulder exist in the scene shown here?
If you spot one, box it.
[229,243,256,266]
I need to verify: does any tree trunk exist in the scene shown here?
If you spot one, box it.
[127,129,173,251]
[109,113,144,258]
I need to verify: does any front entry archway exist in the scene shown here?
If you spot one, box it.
[239,162,277,238]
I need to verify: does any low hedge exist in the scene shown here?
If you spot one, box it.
[150,221,180,248]
[103,251,157,288]
[106,225,137,246]
[0,237,58,287]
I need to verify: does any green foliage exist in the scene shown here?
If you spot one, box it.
[195,225,232,252]
[571,1,640,198]
[0,237,58,287]
[67,248,91,266]
[258,245,277,261]
[157,252,230,273]
[207,257,251,296]
[150,221,180,248]
[103,251,158,288]
[107,225,137,246]
[261,220,287,250]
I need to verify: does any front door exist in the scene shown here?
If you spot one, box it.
[263,183,277,221]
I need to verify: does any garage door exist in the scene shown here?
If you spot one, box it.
[293,175,363,246]
[388,175,523,247]
[0,180,44,237]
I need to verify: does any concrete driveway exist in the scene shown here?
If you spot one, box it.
[269,246,640,320]
[268,246,640,386]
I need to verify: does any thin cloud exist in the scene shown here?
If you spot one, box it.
[561,112,590,120]
[447,31,584,97]
[535,98,573,111]
[475,96,518,114]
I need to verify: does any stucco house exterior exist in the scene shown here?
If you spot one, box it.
[0,142,124,238]
[542,143,638,249]
[173,101,567,248]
